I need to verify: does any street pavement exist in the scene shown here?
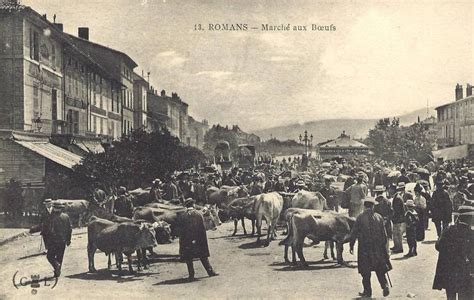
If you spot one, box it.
[0,220,446,299]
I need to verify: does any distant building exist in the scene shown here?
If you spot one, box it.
[317,131,369,160]
[132,72,149,131]
[434,83,474,161]
[146,88,189,143]
[232,125,261,144]
[188,116,208,149]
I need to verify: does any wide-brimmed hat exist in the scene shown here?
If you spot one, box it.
[43,198,52,204]
[396,182,406,190]
[373,185,386,192]
[405,200,415,207]
[184,198,195,207]
[363,197,376,204]
[153,178,162,185]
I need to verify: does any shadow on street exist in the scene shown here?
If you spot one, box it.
[154,277,200,285]
[66,269,153,282]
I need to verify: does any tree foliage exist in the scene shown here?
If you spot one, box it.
[365,117,436,163]
[255,138,304,156]
[72,128,206,193]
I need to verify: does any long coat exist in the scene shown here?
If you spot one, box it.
[177,208,210,260]
[31,211,72,248]
[348,209,392,275]
[374,196,393,237]
[433,223,472,292]
[392,193,406,224]
[431,189,453,223]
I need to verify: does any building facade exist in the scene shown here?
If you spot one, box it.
[133,72,149,131]
[188,116,209,149]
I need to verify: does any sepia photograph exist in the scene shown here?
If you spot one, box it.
[0,0,473,299]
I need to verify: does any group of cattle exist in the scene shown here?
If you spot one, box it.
[51,183,356,275]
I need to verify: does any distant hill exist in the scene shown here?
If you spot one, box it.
[253,107,436,143]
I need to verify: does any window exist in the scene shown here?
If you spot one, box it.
[30,30,39,61]
[51,45,56,67]
[33,85,39,117]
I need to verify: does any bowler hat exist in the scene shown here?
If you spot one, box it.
[405,200,415,207]
[396,182,406,190]
[184,198,195,207]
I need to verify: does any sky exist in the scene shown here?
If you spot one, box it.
[23,0,474,132]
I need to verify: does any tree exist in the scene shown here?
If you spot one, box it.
[72,128,206,192]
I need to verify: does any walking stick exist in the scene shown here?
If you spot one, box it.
[386,271,393,288]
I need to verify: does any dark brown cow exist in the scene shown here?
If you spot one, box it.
[87,216,157,275]
[224,196,257,236]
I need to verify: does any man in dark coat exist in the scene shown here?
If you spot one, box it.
[431,180,453,237]
[346,197,392,298]
[149,179,163,203]
[391,183,407,253]
[374,185,393,239]
[114,186,134,218]
[432,211,473,300]
[320,178,338,212]
[30,201,72,277]
[178,198,218,281]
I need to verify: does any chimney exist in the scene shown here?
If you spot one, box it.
[161,90,166,97]
[467,83,473,97]
[455,83,463,100]
[53,23,63,32]
[78,27,89,40]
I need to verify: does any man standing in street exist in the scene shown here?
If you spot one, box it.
[345,173,368,218]
[346,197,392,298]
[431,180,453,237]
[30,201,72,277]
[320,177,338,212]
[391,182,407,254]
[374,185,393,241]
[178,198,218,281]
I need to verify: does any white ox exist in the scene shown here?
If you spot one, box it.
[254,192,284,246]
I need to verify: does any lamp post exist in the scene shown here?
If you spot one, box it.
[299,130,313,157]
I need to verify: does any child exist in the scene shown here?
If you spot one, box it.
[404,200,419,257]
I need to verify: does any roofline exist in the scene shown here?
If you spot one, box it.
[436,95,474,110]
[8,6,123,87]
[67,34,138,68]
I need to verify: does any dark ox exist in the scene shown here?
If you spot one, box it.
[223,196,257,236]
[87,216,157,275]
[133,204,219,238]
[280,210,355,266]
[206,185,249,208]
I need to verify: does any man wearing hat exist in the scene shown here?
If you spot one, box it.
[431,179,453,237]
[30,199,54,251]
[320,177,338,212]
[391,182,407,253]
[374,185,393,240]
[345,173,368,218]
[114,186,134,218]
[433,210,473,300]
[149,179,163,204]
[30,201,72,277]
[177,198,218,281]
[404,200,419,257]
[346,197,391,298]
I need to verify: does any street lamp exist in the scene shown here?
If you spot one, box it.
[299,130,313,156]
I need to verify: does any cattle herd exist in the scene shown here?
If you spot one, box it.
[45,176,361,277]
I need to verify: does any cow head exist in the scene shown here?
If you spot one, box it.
[152,221,172,244]
[137,223,157,249]
[200,205,219,231]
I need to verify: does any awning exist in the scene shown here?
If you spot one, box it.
[14,140,83,169]
[432,145,468,161]
[80,140,104,154]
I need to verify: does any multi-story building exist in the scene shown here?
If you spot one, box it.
[146,88,189,142]
[434,83,474,161]
[133,72,149,131]
[67,30,138,136]
[0,3,83,186]
[188,116,208,149]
